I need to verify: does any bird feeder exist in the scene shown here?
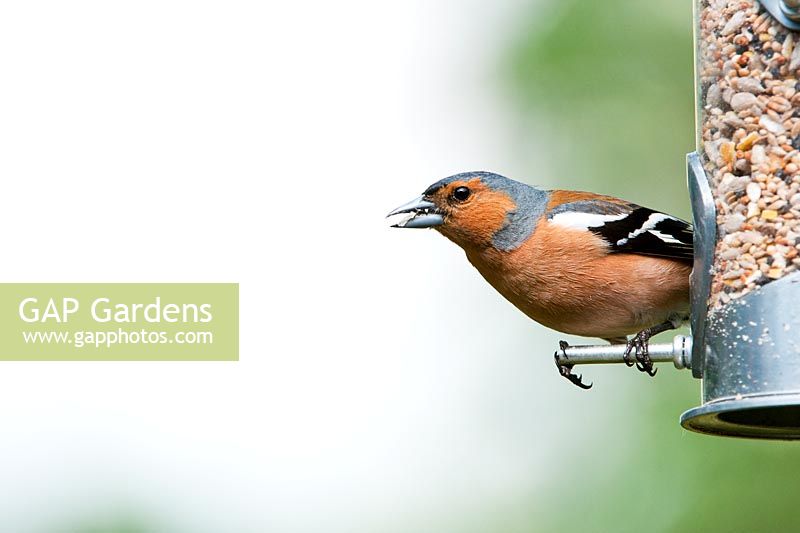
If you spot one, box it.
[556,0,800,439]
[681,0,800,438]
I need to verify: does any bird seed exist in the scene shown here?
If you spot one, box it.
[698,0,800,310]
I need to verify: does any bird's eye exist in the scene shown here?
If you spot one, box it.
[452,186,471,202]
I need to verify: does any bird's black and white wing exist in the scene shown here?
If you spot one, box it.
[547,199,693,264]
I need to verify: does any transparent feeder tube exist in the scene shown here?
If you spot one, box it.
[696,0,800,302]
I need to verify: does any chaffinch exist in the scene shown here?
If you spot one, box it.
[388,171,693,388]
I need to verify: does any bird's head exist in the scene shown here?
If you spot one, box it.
[387,171,549,251]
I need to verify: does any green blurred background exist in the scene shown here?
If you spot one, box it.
[495,1,800,532]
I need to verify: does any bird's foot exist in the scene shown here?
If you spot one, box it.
[624,330,657,377]
[554,340,592,389]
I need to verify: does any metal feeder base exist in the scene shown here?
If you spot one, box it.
[681,272,800,440]
[681,394,800,440]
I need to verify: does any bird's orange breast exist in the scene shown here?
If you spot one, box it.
[463,220,691,339]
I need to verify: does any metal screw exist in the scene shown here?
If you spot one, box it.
[781,0,800,21]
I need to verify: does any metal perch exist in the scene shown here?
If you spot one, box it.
[554,335,692,370]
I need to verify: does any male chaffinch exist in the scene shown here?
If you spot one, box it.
[388,171,693,388]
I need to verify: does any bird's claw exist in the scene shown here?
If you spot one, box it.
[624,331,657,377]
[622,344,635,367]
[554,340,592,390]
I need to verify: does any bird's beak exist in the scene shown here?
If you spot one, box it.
[386,195,445,228]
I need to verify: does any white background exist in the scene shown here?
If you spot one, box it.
[0,1,644,531]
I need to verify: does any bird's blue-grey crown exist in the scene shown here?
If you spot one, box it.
[388,171,549,251]
[425,171,550,251]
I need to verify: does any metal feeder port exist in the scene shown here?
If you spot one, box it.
[680,161,800,439]
[680,0,800,438]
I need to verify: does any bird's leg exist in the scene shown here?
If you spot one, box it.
[554,340,592,390]
[623,320,681,377]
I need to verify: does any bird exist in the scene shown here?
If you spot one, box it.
[387,171,693,388]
